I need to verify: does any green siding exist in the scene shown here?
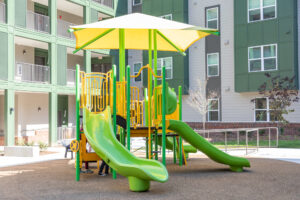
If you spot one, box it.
[57,45,67,86]
[90,8,98,23]
[15,0,26,27]
[57,95,68,126]
[0,32,8,80]
[142,0,189,94]
[234,0,298,92]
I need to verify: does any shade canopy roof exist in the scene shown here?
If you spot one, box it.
[71,13,218,53]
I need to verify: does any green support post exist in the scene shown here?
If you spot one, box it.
[178,86,183,166]
[173,136,177,164]
[144,88,149,159]
[75,64,81,181]
[112,65,117,179]
[155,130,158,160]
[126,65,131,151]
[119,29,125,81]
[153,30,159,160]
[148,29,153,123]
[162,66,166,166]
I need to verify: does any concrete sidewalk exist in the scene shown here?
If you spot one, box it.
[0,147,68,168]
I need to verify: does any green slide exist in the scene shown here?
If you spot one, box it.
[157,137,197,155]
[167,120,250,172]
[83,107,168,192]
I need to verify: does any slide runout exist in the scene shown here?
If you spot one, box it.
[157,137,197,156]
[83,107,168,192]
[167,120,250,172]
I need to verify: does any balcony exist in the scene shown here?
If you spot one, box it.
[92,0,114,9]
[67,69,76,86]
[27,11,50,33]
[0,2,5,23]
[57,19,76,39]
[15,62,50,84]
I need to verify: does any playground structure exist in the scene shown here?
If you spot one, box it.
[69,13,250,192]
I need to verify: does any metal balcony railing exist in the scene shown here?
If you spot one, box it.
[57,126,76,142]
[92,0,114,9]
[15,62,50,83]
[57,19,76,39]
[67,69,76,86]
[0,2,5,23]
[27,11,50,33]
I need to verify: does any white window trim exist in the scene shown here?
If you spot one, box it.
[248,0,277,23]
[208,98,220,122]
[206,7,219,30]
[155,57,173,80]
[207,53,220,77]
[160,14,172,20]
[133,0,142,6]
[133,62,142,83]
[248,43,277,72]
[254,97,270,122]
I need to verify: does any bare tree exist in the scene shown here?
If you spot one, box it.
[251,73,299,130]
[187,79,218,134]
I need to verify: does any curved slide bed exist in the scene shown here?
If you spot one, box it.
[167,120,250,172]
[83,107,168,192]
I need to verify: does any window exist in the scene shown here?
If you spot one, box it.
[207,53,219,77]
[133,63,142,82]
[206,7,218,29]
[248,44,277,72]
[160,14,172,20]
[155,57,173,80]
[208,99,219,122]
[133,0,142,6]
[248,0,276,22]
[255,98,278,122]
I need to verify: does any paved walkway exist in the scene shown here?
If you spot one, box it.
[1,147,300,168]
[0,147,68,168]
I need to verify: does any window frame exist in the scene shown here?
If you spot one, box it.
[254,97,270,122]
[208,98,220,122]
[133,0,142,6]
[248,0,277,23]
[133,62,142,82]
[248,44,277,72]
[207,52,220,77]
[206,7,219,30]
[155,57,173,80]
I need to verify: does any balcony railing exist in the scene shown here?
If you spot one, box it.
[27,11,50,33]
[57,19,76,39]
[15,62,50,84]
[67,69,76,86]
[92,0,114,9]
[0,2,5,23]
[57,126,76,143]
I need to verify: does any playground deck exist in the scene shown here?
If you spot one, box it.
[0,157,299,200]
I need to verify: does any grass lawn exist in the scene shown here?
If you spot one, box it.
[212,140,300,149]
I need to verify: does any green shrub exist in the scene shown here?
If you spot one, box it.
[38,141,48,151]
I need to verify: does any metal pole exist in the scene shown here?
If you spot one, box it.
[237,131,240,145]
[225,132,227,152]
[148,30,153,159]
[112,65,117,179]
[75,64,80,181]
[173,136,176,164]
[119,29,125,81]
[269,128,271,148]
[126,65,131,151]
[246,131,248,155]
[276,128,279,147]
[178,86,183,166]
[162,66,166,166]
[155,130,158,160]
[257,129,259,151]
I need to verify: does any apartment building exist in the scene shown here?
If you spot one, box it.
[0,0,127,146]
[130,0,300,132]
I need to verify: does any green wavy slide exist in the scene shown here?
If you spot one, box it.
[83,107,168,192]
[167,120,250,172]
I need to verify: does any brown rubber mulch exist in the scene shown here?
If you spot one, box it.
[0,158,299,200]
